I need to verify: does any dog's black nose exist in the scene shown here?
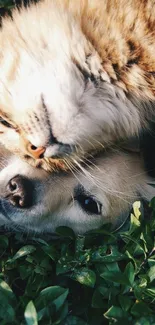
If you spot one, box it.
[6,175,33,208]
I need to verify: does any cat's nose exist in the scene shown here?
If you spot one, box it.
[27,143,46,159]
[6,175,33,208]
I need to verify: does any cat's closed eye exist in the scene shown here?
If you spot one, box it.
[0,117,14,129]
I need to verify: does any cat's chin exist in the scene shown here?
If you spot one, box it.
[23,154,69,172]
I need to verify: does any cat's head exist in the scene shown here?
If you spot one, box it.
[0,0,152,170]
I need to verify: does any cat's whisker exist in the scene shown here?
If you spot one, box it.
[71,157,139,203]
[63,158,87,189]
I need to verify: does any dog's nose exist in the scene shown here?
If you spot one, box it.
[27,143,45,159]
[6,175,33,208]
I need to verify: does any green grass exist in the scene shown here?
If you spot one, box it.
[0,200,155,324]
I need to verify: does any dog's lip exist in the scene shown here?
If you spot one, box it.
[0,198,34,219]
[0,199,11,219]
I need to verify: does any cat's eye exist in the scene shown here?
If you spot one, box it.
[76,193,102,215]
[0,117,14,128]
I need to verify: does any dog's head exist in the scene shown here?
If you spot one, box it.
[0,144,153,234]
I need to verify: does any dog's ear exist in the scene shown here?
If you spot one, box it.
[142,124,155,177]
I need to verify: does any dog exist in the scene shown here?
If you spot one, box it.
[0,144,154,234]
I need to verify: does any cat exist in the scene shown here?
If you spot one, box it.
[0,0,155,170]
[0,144,154,234]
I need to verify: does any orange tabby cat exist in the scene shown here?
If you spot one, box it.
[0,0,154,170]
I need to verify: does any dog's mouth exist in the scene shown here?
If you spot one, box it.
[0,199,12,220]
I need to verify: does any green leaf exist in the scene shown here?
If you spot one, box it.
[65,316,88,325]
[134,317,154,325]
[124,262,135,285]
[75,236,85,253]
[118,295,133,312]
[0,303,15,323]
[106,262,120,273]
[91,245,124,262]
[133,201,141,220]
[52,290,69,312]
[72,268,96,287]
[24,301,38,325]
[130,213,141,232]
[92,288,105,308]
[104,305,127,320]
[150,197,155,210]
[0,279,16,322]
[147,265,155,282]
[101,270,130,286]
[56,226,75,239]
[53,302,68,325]
[41,245,58,261]
[19,265,34,280]
[56,257,73,275]
[36,286,69,312]
[32,238,49,246]
[8,245,36,261]
[148,258,155,267]
[0,235,8,249]
[146,288,155,297]
[131,301,153,317]
[0,279,16,304]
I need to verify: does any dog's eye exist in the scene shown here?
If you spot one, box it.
[76,194,102,215]
[0,117,13,128]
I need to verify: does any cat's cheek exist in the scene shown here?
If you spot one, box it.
[0,128,23,155]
